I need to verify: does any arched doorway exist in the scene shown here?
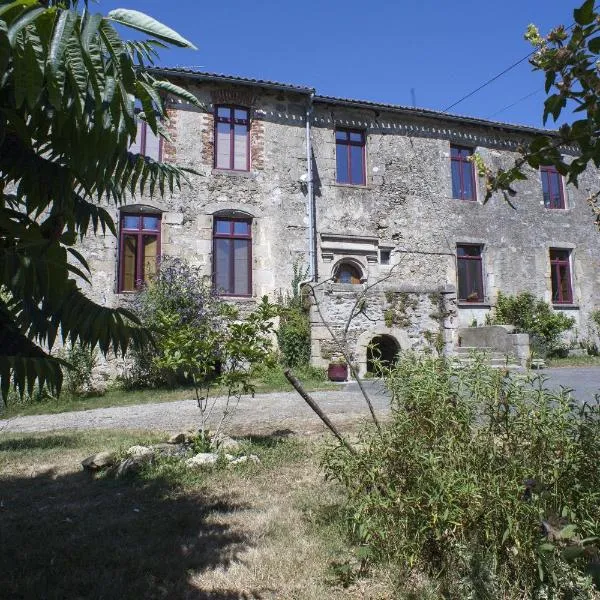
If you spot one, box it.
[366,335,400,374]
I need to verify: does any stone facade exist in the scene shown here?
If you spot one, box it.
[76,71,600,376]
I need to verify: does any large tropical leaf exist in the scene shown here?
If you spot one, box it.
[0,2,199,397]
[107,9,197,49]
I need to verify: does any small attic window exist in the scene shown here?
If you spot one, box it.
[334,262,362,284]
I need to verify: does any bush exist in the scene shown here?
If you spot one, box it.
[323,355,600,598]
[276,261,311,368]
[489,292,575,357]
[61,342,99,397]
[130,257,277,436]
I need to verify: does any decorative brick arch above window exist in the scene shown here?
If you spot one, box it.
[201,89,264,170]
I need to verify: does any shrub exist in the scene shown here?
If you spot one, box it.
[61,343,99,397]
[489,292,575,357]
[323,354,600,598]
[131,258,277,436]
[276,260,311,367]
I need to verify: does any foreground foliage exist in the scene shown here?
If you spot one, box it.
[0,0,200,398]
[488,291,575,357]
[131,258,277,436]
[324,355,600,598]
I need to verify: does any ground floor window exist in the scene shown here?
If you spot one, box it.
[118,213,161,292]
[457,244,484,302]
[213,217,252,296]
[550,248,573,304]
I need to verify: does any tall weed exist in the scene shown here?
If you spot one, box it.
[323,355,600,598]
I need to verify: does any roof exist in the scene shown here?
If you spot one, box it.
[150,68,555,136]
[149,67,314,94]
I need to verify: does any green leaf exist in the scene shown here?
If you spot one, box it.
[106,9,197,49]
[574,0,595,25]
[7,5,44,45]
[588,36,600,53]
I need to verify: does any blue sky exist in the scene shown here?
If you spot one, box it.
[101,0,579,128]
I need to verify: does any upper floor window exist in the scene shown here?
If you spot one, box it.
[336,129,366,185]
[215,106,250,171]
[550,248,573,304]
[541,166,565,209]
[130,119,162,161]
[213,217,252,296]
[334,262,362,284]
[451,145,475,200]
[457,244,484,302]
[119,213,161,292]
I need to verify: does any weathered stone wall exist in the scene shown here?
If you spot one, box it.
[311,103,600,356]
[310,283,458,376]
[72,75,600,378]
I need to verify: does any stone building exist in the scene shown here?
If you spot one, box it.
[78,69,600,376]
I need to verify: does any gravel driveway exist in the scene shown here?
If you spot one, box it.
[1,368,598,435]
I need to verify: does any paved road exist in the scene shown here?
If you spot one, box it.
[1,368,598,435]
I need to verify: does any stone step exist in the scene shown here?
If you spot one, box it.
[455,346,493,354]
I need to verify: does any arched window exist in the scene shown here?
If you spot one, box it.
[334,262,362,284]
[213,216,252,296]
[118,210,161,292]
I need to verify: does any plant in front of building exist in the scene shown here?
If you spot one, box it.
[276,260,311,368]
[0,1,201,400]
[488,292,575,357]
[322,354,600,598]
[134,258,277,437]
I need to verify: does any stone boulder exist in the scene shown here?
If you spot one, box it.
[126,445,154,459]
[151,443,190,458]
[229,454,261,466]
[211,434,241,453]
[81,451,117,472]
[185,453,219,468]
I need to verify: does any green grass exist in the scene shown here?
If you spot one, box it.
[0,364,336,419]
[0,429,393,599]
[546,354,600,367]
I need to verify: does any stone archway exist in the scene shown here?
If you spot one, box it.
[366,335,400,374]
[355,327,409,377]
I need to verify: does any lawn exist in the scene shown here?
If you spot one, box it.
[0,365,337,419]
[0,429,394,599]
[546,354,600,367]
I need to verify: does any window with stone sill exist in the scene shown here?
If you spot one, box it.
[213,216,252,296]
[550,248,573,304]
[336,129,366,185]
[118,213,161,292]
[457,244,484,302]
[541,165,565,209]
[214,106,250,171]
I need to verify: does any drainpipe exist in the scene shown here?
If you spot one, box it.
[298,91,316,294]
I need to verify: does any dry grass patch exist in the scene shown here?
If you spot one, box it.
[0,429,395,599]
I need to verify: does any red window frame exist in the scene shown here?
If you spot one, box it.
[212,217,252,297]
[457,244,484,302]
[550,248,573,304]
[335,128,366,185]
[118,213,161,292]
[541,166,565,209]
[214,105,250,171]
[451,144,476,200]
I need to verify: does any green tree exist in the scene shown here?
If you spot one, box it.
[476,0,600,227]
[0,0,201,399]
[134,258,277,438]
